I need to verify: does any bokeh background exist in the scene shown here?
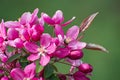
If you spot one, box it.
[0,0,119,80]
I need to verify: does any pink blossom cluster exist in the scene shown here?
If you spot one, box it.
[0,8,107,80]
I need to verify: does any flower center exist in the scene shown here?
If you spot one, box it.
[37,47,47,55]
[64,38,71,44]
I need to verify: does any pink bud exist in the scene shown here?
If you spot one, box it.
[73,71,90,80]
[68,50,83,60]
[78,63,93,74]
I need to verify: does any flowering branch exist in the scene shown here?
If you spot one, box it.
[0,8,108,80]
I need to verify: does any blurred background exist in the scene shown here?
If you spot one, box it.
[0,0,119,80]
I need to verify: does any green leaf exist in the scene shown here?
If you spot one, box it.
[44,64,54,79]
[19,56,29,68]
[36,60,44,73]
[7,53,21,63]
[49,74,60,80]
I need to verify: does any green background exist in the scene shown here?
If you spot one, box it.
[0,0,119,80]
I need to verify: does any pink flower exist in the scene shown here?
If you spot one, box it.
[24,33,56,66]
[19,8,39,26]
[10,63,36,80]
[42,10,75,27]
[54,25,86,59]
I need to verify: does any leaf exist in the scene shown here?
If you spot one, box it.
[85,43,109,53]
[79,12,98,33]
[19,56,29,68]
[36,60,44,73]
[7,53,21,63]
[49,74,60,80]
[44,64,54,79]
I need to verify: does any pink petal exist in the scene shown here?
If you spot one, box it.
[14,38,24,48]
[7,40,15,47]
[27,54,40,61]
[42,13,55,25]
[52,10,64,24]
[66,25,79,40]
[61,17,76,27]
[24,42,39,53]
[47,43,56,54]
[40,33,51,48]
[0,20,6,38]
[20,12,31,25]
[30,8,39,25]
[39,17,44,26]
[10,68,25,80]
[7,28,19,40]
[40,55,50,66]
[0,37,4,43]
[68,40,86,50]
[24,63,36,79]
[5,21,21,28]
[54,24,64,38]
[21,28,30,41]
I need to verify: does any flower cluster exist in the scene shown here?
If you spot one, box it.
[0,8,108,80]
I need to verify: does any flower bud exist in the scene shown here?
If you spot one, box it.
[73,71,90,80]
[68,50,83,60]
[78,63,93,74]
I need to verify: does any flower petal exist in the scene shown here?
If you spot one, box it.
[52,10,64,24]
[0,20,6,38]
[66,25,79,40]
[54,24,64,38]
[40,33,51,48]
[24,63,36,79]
[42,13,55,25]
[10,68,25,80]
[30,8,39,25]
[5,21,21,28]
[47,43,56,54]
[24,42,39,53]
[68,40,86,50]
[7,28,19,40]
[27,54,40,61]
[40,55,50,66]
[20,12,31,25]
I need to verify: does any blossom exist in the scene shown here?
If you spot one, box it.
[42,10,75,27]
[10,63,36,80]
[0,8,104,80]
[24,33,56,66]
